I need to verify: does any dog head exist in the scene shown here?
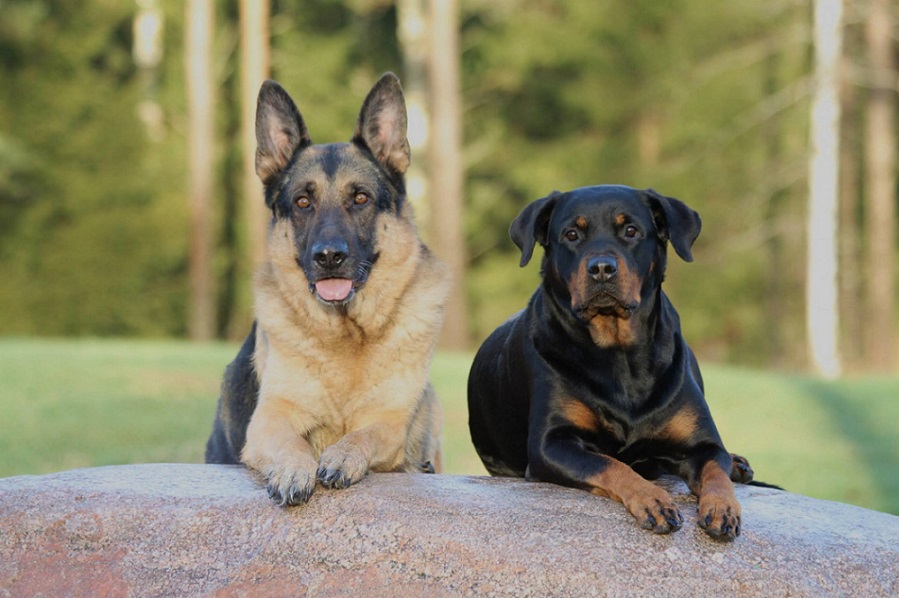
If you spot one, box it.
[511,185,701,343]
[253,73,410,307]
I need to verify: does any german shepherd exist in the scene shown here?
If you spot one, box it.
[205,73,450,506]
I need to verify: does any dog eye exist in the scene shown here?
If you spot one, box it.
[354,192,369,206]
[296,196,311,209]
[624,225,640,238]
[564,230,579,242]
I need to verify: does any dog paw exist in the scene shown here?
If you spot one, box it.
[624,488,684,534]
[698,493,742,541]
[317,442,370,489]
[729,453,754,484]
[263,459,318,507]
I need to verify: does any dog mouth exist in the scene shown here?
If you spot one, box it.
[312,278,356,303]
[574,290,639,321]
[306,257,376,305]
[301,254,378,306]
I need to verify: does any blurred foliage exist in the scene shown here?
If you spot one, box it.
[0,0,889,369]
[0,0,189,335]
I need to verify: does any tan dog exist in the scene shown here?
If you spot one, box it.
[205,73,449,506]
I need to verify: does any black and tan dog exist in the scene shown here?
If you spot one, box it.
[206,73,449,506]
[468,185,751,540]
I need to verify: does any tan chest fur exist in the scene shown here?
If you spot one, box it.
[251,210,449,456]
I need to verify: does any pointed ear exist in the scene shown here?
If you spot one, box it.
[352,72,411,175]
[255,80,312,185]
[509,192,561,267]
[644,189,702,262]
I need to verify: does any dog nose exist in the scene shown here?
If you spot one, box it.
[587,255,618,282]
[312,241,349,270]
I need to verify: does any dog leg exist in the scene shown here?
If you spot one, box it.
[586,457,685,534]
[695,459,742,540]
[242,398,319,506]
[530,443,683,534]
[317,418,408,489]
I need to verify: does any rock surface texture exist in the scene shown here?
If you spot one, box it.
[1,464,897,597]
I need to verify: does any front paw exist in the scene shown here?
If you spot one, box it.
[698,493,742,540]
[623,486,684,534]
[263,458,318,506]
[729,453,754,484]
[317,442,370,489]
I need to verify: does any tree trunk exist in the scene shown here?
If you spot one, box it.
[863,0,896,370]
[185,0,216,341]
[225,0,271,339]
[763,45,788,368]
[806,0,843,378]
[240,0,270,270]
[396,0,431,236]
[428,0,469,349]
[839,78,863,370]
[133,0,165,142]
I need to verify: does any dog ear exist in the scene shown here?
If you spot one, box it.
[255,80,312,186]
[644,189,702,262]
[352,72,411,176]
[510,192,561,267]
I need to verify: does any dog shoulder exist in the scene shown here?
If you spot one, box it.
[409,242,451,312]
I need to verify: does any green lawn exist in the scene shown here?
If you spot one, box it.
[0,338,896,515]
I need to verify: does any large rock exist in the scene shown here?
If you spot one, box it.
[0,464,896,597]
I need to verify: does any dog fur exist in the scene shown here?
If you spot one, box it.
[468,185,748,540]
[205,73,449,506]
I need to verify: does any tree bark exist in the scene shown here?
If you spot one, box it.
[839,79,863,370]
[240,0,271,270]
[428,0,469,349]
[764,45,789,368]
[806,0,843,378]
[863,0,896,370]
[397,0,431,235]
[185,0,216,341]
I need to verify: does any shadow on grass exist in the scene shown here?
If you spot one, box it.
[791,377,899,515]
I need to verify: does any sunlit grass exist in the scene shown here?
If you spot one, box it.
[0,338,895,515]
[706,367,899,512]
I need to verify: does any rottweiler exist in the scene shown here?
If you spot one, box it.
[205,73,450,506]
[468,185,752,540]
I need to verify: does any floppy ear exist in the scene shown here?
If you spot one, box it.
[509,192,561,267]
[644,189,702,262]
[352,72,411,176]
[255,80,312,187]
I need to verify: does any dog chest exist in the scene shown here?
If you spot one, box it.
[256,329,431,420]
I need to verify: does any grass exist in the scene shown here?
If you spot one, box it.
[0,338,896,515]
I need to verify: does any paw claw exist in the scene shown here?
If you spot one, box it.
[665,512,683,530]
[316,466,352,489]
[317,443,369,490]
[698,501,742,540]
[629,492,682,534]
[262,464,317,506]
[641,510,658,531]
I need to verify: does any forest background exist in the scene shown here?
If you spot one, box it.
[0,0,897,375]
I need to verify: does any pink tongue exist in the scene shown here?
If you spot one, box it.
[315,278,354,301]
